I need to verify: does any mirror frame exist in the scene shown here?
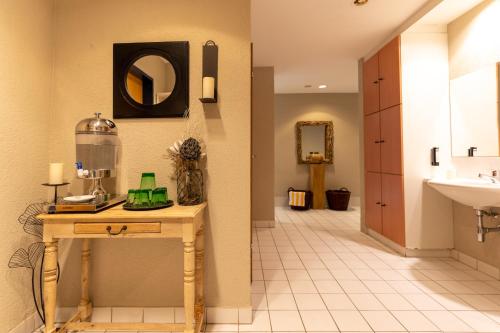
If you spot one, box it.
[113,41,189,119]
[296,121,334,164]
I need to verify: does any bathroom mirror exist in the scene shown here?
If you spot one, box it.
[296,121,334,164]
[450,63,500,157]
[113,41,189,118]
[125,55,176,105]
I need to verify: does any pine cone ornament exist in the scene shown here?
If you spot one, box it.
[180,137,201,161]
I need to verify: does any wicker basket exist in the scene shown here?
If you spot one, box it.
[288,187,313,211]
[326,188,351,211]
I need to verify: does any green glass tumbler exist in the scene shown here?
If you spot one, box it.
[132,191,142,207]
[140,172,156,190]
[127,189,136,204]
[133,189,150,207]
[152,187,168,206]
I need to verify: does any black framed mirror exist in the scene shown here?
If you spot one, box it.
[113,41,189,118]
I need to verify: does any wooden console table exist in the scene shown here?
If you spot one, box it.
[38,202,207,333]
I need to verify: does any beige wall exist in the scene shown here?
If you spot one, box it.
[51,0,251,307]
[448,0,500,268]
[0,0,54,331]
[274,93,360,204]
[251,67,275,222]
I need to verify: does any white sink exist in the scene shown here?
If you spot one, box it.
[427,178,500,209]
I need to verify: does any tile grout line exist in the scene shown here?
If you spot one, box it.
[292,208,382,333]
[272,214,330,332]
[253,223,271,333]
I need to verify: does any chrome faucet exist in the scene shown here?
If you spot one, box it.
[478,170,500,183]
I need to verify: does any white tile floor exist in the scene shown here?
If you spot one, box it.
[34,206,500,332]
[249,206,500,333]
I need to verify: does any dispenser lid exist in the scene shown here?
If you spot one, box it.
[75,113,117,135]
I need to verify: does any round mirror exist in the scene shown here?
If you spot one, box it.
[125,55,176,105]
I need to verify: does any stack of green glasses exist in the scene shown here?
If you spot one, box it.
[126,172,169,208]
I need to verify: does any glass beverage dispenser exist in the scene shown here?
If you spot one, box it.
[75,112,119,203]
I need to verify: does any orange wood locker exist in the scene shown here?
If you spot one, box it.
[364,112,381,173]
[381,173,405,246]
[379,36,401,111]
[363,54,380,115]
[380,105,403,175]
[365,172,383,234]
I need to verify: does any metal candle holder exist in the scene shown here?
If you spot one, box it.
[42,182,70,204]
[199,40,218,103]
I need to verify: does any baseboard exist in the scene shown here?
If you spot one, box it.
[367,228,406,255]
[404,248,451,258]
[350,196,361,206]
[452,249,500,279]
[366,228,500,280]
[275,196,288,207]
[207,306,252,324]
[366,228,451,258]
[253,219,275,228]
[8,313,41,333]
[36,306,252,329]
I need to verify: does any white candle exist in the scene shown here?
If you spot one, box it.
[49,163,64,184]
[202,76,215,99]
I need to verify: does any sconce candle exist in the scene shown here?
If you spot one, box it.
[49,163,64,185]
[202,76,215,99]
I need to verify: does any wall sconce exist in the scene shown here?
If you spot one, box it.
[199,40,218,103]
[468,146,477,157]
[431,147,440,166]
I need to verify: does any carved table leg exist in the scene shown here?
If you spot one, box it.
[43,241,58,333]
[195,226,205,322]
[78,239,92,321]
[184,241,195,333]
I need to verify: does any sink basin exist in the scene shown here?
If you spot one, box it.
[427,178,500,209]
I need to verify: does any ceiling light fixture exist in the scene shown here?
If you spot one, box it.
[354,0,368,6]
[318,84,327,89]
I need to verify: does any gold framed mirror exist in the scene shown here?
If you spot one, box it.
[296,121,334,164]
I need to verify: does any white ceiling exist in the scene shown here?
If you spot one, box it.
[251,0,430,93]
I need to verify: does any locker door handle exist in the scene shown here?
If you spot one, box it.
[375,202,381,205]
[381,203,387,207]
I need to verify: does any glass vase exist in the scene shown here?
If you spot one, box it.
[177,160,203,206]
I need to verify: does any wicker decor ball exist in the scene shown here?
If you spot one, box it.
[180,137,202,160]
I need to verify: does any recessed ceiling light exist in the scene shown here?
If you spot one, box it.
[354,0,368,6]
[304,84,312,88]
[318,84,327,89]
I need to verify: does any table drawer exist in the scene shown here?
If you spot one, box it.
[74,222,161,235]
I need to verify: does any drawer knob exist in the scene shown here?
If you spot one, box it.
[106,225,127,235]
